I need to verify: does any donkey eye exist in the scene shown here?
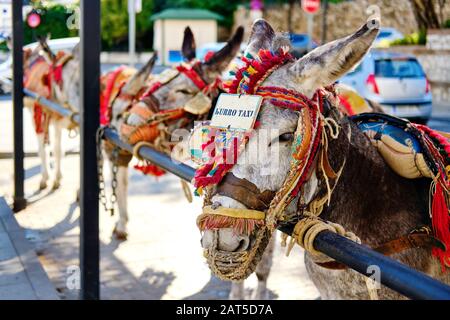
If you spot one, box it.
[176,89,194,95]
[269,132,295,147]
[278,132,295,142]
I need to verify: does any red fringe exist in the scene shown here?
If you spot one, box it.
[197,214,264,235]
[100,66,126,126]
[134,164,166,177]
[33,102,45,134]
[432,181,450,269]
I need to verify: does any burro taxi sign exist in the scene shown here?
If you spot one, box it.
[301,0,321,14]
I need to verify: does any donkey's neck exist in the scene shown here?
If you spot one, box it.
[320,118,429,246]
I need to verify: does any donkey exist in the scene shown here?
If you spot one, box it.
[107,26,244,240]
[23,39,80,191]
[29,38,142,192]
[197,19,450,299]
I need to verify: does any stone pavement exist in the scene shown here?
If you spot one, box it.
[0,93,320,300]
[0,154,319,300]
[0,197,59,300]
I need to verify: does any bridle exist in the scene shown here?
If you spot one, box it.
[195,48,341,230]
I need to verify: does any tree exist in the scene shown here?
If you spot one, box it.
[100,0,154,51]
[157,0,243,28]
[24,1,78,45]
[409,0,447,29]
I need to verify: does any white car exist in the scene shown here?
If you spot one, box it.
[0,37,79,94]
[339,50,432,124]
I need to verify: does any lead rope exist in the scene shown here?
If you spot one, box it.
[96,127,118,216]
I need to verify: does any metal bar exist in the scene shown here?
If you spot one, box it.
[79,0,101,300]
[103,128,196,182]
[0,75,80,124]
[11,0,26,212]
[277,226,450,300]
[23,88,80,124]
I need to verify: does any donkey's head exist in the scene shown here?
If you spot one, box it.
[23,35,49,69]
[148,26,244,113]
[198,19,379,280]
[117,26,244,130]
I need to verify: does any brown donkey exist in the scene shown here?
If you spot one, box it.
[196,19,450,299]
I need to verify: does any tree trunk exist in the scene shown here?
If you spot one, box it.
[287,0,295,33]
[410,0,441,29]
[321,0,329,44]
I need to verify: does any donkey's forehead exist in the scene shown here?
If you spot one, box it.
[167,72,200,89]
[257,102,298,131]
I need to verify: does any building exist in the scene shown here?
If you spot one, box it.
[151,8,223,65]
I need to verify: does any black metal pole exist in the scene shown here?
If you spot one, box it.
[314,232,450,300]
[79,0,100,300]
[12,0,26,212]
[102,129,196,182]
[277,225,450,300]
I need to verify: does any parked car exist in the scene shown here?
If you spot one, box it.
[339,50,432,124]
[0,37,79,94]
[288,33,318,58]
[373,27,404,48]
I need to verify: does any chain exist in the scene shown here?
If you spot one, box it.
[96,127,118,216]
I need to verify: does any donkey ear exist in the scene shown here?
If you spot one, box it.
[71,42,80,60]
[244,19,275,57]
[122,53,157,95]
[289,20,380,89]
[181,27,196,61]
[201,26,244,77]
[38,36,56,62]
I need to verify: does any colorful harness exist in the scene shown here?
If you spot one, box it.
[193,48,328,206]
[117,60,219,176]
[24,52,73,142]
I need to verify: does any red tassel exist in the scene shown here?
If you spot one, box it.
[431,181,450,269]
[33,102,44,134]
[134,164,166,177]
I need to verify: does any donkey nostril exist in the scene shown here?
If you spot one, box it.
[201,229,251,252]
[235,237,250,252]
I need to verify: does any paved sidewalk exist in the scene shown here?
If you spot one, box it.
[0,154,319,300]
[0,198,59,300]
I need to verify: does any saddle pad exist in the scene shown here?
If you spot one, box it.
[353,114,434,179]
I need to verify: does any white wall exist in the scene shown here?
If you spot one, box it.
[154,19,218,65]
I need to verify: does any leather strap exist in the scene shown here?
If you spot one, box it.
[216,173,275,211]
[316,231,446,270]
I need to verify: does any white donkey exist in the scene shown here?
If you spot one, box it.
[23,39,81,191]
